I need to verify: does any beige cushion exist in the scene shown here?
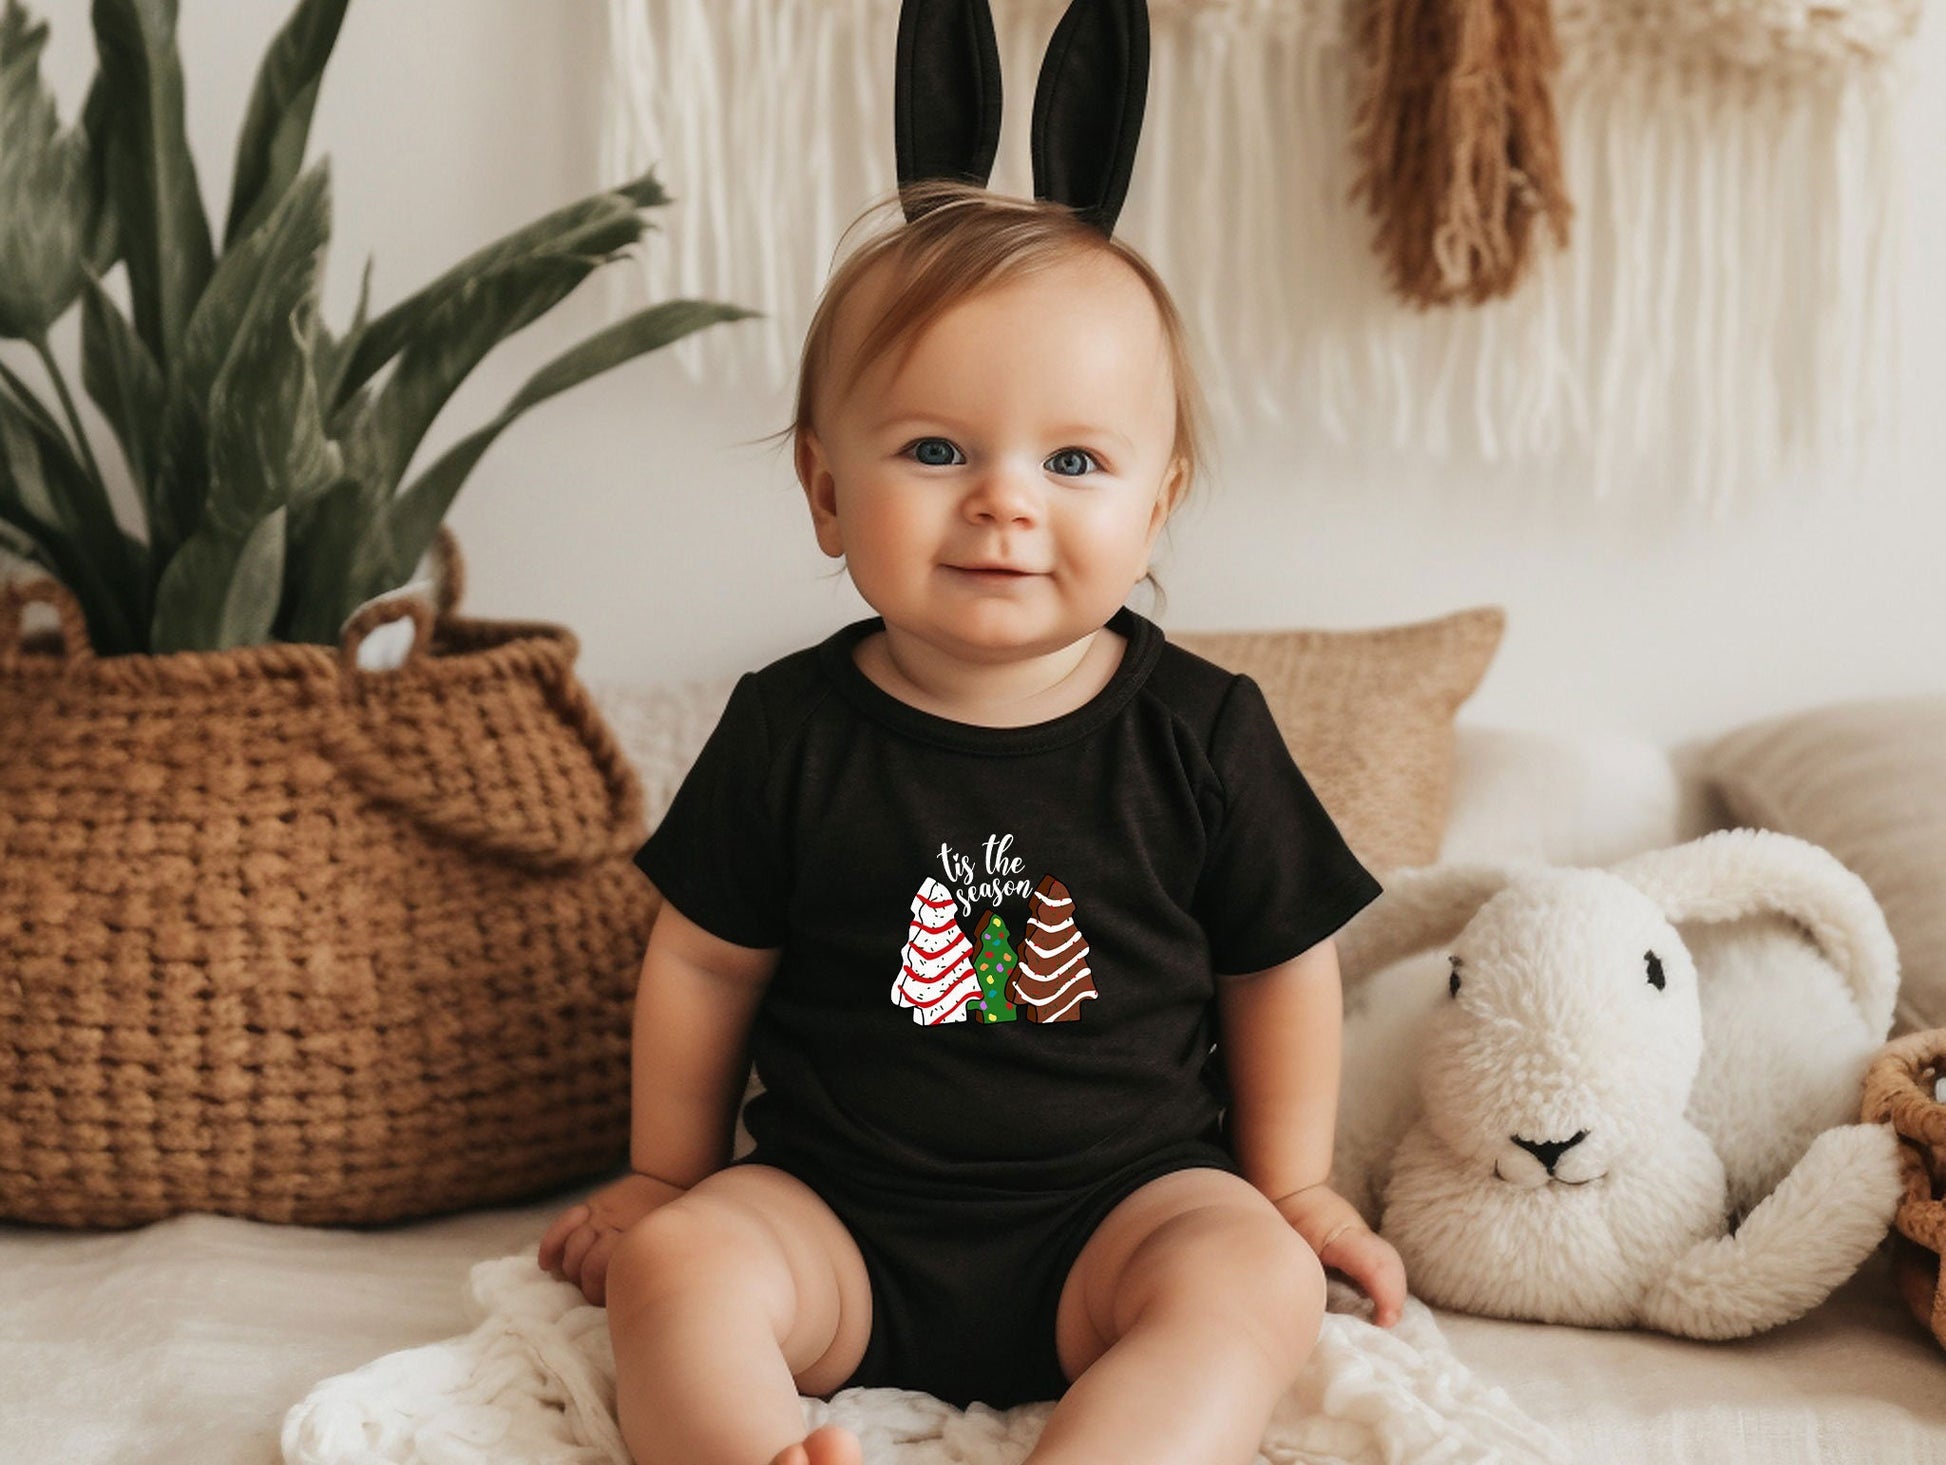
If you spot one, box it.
[1698,695,1946,1034]
[1172,607,1505,875]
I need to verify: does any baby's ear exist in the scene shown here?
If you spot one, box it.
[1145,465,1180,538]
[896,0,1004,219]
[1159,454,1189,516]
[796,427,834,503]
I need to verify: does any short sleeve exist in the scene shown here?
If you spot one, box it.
[1192,675,1384,978]
[631,673,790,949]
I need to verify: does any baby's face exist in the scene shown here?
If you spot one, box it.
[798,249,1185,663]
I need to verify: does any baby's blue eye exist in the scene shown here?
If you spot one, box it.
[909,438,962,467]
[1047,448,1099,477]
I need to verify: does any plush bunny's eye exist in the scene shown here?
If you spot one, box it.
[1645,950,1665,990]
[1448,955,1463,998]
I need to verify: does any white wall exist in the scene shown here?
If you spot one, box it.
[28,0,1945,744]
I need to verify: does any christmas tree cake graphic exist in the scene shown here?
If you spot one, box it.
[1005,875,1098,1024]
[890,878,984,1025]
[969,912,1021,1024]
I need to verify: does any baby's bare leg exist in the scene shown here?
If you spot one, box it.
[604,1163,873,1465]
[1029,1168,1325,1465]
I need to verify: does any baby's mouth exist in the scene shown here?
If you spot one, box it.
[948,565,1038,583]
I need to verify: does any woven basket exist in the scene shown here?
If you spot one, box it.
[1860,1027,1946,1350]
[0,531,658,1227]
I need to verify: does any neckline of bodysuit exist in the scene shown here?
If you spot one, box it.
[817,603,1163,756]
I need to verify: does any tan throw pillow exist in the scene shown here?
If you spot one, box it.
[1699,695,1946,1036]
[1172,606,1505,875]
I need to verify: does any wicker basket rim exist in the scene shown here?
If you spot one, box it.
[1,611,581,689]
[0,526,555,687]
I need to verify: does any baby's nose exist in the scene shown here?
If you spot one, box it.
[967,475,1041,521]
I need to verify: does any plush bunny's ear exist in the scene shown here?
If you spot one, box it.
[1608,828,1900,1040]
[1030,0,1149,234]
[1333,863,1525,991]
[896,0,1004,219]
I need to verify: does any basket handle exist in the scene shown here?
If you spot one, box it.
[1862,1029,1946,1149]
[1861,1029,1946,1261]
[334,527,467,672]
[0,575,95,668]
[337,594,436,675]
[431,524,465,618]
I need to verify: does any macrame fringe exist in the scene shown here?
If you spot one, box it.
[602,0,1918,518]
[1348,0,1574,307]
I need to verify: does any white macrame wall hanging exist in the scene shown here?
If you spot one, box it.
[600,0,1922,517]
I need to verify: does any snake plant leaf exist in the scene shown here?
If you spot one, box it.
[149,503,286,651]
[90,0,215,370]
[315,252,371,416]
[150,166,335,651]
[614,173,671,211]
[0,374,139,652]
[78,273,164,488]
[331,177,661,410]
[0,514,48,570]
[0,352,145,596]
[0,353,65,445]
[200,296,338,538]
[146,375,205,590]
[200,209,334,536]
[148,160,329,571]
[0,0,94,339]
[347,248,603,505]
[382,298,757,585]
[148,306,319,653]
[223,0,348,251]
[286,370,400,635]
[0,380,58,527]
[278,473,392,644]
[78,73,119,276]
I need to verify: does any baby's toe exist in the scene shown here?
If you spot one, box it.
[801,1421,863,1464]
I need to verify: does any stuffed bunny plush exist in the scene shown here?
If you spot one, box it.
[1329,827,1905,1340]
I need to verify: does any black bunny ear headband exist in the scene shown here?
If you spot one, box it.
[896,0,1150,236]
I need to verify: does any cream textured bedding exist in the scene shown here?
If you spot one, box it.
[278,1258,1571,1463]
[2,711,1941,1464]
[2,1172,1938,1463]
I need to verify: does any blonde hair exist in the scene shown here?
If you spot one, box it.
[756,178,1216,616]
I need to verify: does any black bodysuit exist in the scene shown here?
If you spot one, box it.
[631,603,1383,1410]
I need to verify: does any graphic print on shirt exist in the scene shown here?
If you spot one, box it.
[891,880,985,1025]
[970,911,1020,1024]
[890,833,1099,1027]
[1005,876,1098,1024]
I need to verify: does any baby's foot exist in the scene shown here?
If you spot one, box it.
[769,1421,863,1465]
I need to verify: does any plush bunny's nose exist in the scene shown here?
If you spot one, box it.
[1511,1131,1589,1173]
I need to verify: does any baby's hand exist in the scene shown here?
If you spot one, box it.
[1271,1182,1408,1329]
[536,1172,690,1307]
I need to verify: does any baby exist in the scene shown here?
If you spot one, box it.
[539,179,1406,1465]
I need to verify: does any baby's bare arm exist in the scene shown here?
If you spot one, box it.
[1215,936,1343,1203]
[538,898,781,1302]
[1216,937,1407,1325]
[629,899,782,1186]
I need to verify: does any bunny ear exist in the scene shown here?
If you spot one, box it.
[896,0,1004,220]
[1030,0,1149,234]
[1334,863,1525,991]
[1609,828,1900,1040]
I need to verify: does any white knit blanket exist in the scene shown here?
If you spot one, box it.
[280,1256,1571,1464]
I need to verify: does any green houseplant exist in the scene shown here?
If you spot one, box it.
[0,0,753,653]
[0,0,745,1228]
